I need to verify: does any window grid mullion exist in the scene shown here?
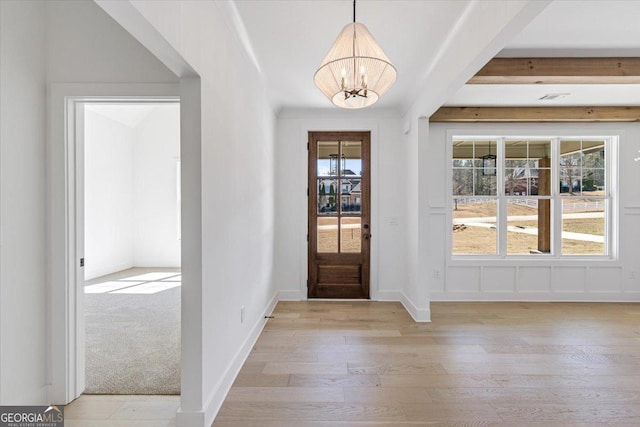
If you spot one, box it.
[451,135,611,260]
[497,138,506,257]
[552,137,560,258]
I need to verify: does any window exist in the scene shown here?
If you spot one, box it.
[451,137,613,258]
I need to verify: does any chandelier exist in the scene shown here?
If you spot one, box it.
[313,0,397,109]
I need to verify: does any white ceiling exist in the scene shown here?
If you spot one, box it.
[232,0,640,112]
[500,0,640,56]
[85,103,179,128]
[233,0,471,112]
[447,0,640,107]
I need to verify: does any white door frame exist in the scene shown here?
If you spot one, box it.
[48,83,180,404]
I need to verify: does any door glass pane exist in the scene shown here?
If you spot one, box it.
[341,178,361,213]
[317,178,338,214]
[340,217,361,253]
[340,141,361,176]
[340,141,362,214]
[317,217,338,253]
[317,141,339,176]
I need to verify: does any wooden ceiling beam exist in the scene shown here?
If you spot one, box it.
[469,58,640,84]
[430,107,640,122]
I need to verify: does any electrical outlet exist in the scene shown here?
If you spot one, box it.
[240,306,246,323]
[433,269,440,278]
[631,270,637,279]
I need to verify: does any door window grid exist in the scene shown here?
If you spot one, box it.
[316,140,362,254]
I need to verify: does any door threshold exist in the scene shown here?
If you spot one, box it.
[307,298,371,301]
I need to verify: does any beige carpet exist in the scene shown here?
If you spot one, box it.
[84,268,181,395]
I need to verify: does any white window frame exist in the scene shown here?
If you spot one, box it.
[449,134,618,261]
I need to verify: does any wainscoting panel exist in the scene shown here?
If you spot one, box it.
[446,267,480,293]
[551,267,587,293]
[587,267,622,293]
[482,267,516,293]
[517,266,551,293]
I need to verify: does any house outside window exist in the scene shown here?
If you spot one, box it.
[451,136,614,258]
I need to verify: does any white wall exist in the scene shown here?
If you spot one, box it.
[1,0,178,406]
[133,104,181,267]
[428,122,640,301]
[84,109,135,280]
[275,109,408,303]
[84,104,181,280]
[104,2,279,425]
[402,115,432,321]
[0,0,48,405]
[45,0,178,84]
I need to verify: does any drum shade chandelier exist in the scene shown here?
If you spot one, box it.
[314,0,397,109]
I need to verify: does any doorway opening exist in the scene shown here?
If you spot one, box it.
[308,131,371,299]
[81,101,181,394]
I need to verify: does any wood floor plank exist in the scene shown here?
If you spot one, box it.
[400,402,502,422]
[347,362,446,375]
[428,387,640,404]
[216,402,407,421]
[262,362,347,375]
[492,374,640,389]
[213,301,640,425]
[231,373,290,387]
[343,386,432,403]
[225,386,344,403]
[246,351,318,363]
[380,374,502,388]
[493,403,640,423]
[288,374,381,388]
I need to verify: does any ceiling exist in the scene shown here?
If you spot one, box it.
[447,0,640,107]
[85,103,179,128]
[233,0,640,113]
[233,0,471,112]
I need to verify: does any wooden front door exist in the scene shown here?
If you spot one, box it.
[308,131,370,299]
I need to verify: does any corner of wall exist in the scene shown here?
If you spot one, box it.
[199,291,279,427]
[400,291,431,323]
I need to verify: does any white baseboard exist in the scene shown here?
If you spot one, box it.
[430,292,640,302]
[177,292,278,427]
[376,290,431,322]
[399,292,431,322]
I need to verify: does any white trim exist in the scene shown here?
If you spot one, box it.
[447,130,618,262]
[299,122,380,301]
[186,292,278,427]
[399,291,431,322]
[430,292,640,302]
[48,83,180,405]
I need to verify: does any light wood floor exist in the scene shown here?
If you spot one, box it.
[213,301,640,426]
